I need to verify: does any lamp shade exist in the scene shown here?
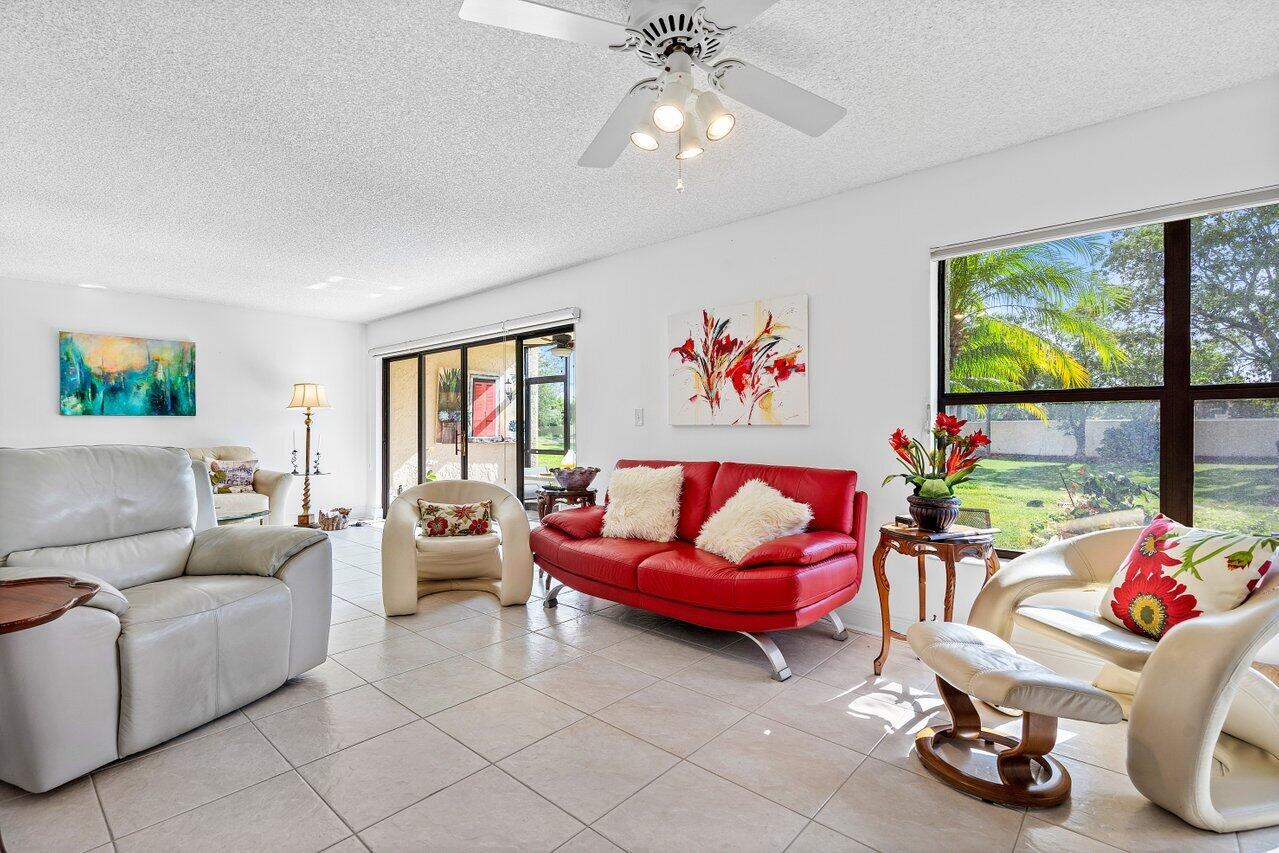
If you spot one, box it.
[287,383,331,409]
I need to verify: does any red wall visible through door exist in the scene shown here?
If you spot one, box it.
[472,377,498,437]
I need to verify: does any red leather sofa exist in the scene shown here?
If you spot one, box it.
[530,459,868,680]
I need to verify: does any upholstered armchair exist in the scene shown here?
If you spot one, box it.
[382,480,533,615]
[185,445,292,525]
[0,445,332,793]
[968,527,1279,832]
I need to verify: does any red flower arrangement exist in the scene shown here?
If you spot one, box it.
[1109,570,1201,640]
[884,413,990,498]
[671,308,806,425]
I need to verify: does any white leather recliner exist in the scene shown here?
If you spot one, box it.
[0,445,332,793]
[968,527,1279,832]
[382,480,533,614]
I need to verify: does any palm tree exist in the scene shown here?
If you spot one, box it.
[946,236,1129,415]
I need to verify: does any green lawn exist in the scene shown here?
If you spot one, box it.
[954,458,1279,551]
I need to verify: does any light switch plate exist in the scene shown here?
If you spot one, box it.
[633,408,644,427]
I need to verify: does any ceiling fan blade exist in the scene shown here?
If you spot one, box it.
[701,0,782,30]
[709,59,846,137]
[578,81,659,168]
[458,0,629,48]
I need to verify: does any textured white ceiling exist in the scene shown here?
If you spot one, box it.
[2,1,1277,322]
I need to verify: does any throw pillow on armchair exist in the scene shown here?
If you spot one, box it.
[417,499,495,536]
[1099,514,1277,640]
[208,458,258,494]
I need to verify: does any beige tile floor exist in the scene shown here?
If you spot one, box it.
[0,525,1254,852]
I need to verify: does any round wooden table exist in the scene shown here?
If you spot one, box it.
[0,576,102,635]
[871,523,1000,675]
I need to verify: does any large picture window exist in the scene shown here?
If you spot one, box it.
[939,202,1278,553]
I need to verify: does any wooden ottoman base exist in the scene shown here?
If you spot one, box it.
[915,677,1071,808]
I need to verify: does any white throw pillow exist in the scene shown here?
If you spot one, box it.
[601,465,684,542]
[695,479,813,564]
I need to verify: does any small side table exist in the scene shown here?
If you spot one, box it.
[871,523,1000,675]
[0,576,102,635]
[536,488,597,520]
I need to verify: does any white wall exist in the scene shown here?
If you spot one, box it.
[0,279,369,520]
[366,75,1279,673]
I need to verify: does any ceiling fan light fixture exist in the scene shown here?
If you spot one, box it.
[629,113,660,151]
[653,51,692,133]
[696,90,735,141]
[676,110,704,160]
[652,81,689,133]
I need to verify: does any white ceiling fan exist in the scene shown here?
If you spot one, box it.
[457,0,848,168]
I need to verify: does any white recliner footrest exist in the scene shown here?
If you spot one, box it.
[907,621,1122,725]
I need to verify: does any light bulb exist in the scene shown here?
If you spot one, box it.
[629,114,660,151]
[653,101,685,133]
[676,110,703,160]
[696,90,735,141]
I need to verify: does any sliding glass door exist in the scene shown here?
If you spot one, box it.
[422,348,464,481]
[520,331,575,507]
[381,327,574,514]
[463,339,518,493]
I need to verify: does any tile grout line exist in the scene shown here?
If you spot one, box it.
[86,769,114,844]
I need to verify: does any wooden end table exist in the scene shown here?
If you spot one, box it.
[536,487,597,520]
[0,576,102,635]
[871,523,1000,675]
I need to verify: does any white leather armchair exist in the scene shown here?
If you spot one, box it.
[968,526,1279,832]
[382,480,532,615]
[0,445,332,793]
[185,445,293,526]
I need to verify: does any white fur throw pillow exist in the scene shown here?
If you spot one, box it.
[601,465,684,542]
[696,479,813,564]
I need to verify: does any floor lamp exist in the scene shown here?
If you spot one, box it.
[288,382,330,528]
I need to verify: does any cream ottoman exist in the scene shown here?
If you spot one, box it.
[907,621,1122,807]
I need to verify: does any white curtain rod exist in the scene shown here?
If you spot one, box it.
[367,307,580,358]
[931,184,1279,260]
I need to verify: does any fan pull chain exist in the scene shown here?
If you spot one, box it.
[675,158,685,193]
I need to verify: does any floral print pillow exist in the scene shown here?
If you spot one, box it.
[209,459,258,494]
[416,500,494,537]
[1099,515,1277,640]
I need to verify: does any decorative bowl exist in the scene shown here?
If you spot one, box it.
[550,466,599,490]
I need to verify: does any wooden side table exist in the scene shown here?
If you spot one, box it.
[0,576,101,634]
[871,523,1000,675]
[537,488,597,520]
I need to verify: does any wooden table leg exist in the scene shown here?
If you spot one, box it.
[872,538,893,676]
[943,552,957,623]
[984,546,1000,582]
[916,554,927,623]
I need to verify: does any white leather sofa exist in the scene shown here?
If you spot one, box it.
[185,445,292,526]
[0,445,332,793]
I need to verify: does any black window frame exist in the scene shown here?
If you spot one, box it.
[521,327,574,468]
[937,212,1279,557]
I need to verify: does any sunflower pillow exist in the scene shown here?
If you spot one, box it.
[1099,515,1277,640]
[416,500,494,537]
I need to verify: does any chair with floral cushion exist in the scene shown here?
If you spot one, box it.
[967,523,1279,832]
[381,479,532,615]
